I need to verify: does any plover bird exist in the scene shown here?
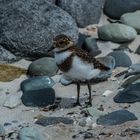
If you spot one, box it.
[48,34,110,106]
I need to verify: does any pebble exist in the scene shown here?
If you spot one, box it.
[84,132,93,139]
[60,74,73,86]
[96,110,137,126]
[129,126,140,133]
[104,0,140,19]
[83,37,101,57]
[28,57,58,77]
[35,117,74,126]
[102,90,113,97]
[121,74,140,88]
[0,125,5,137]
[108,51,132,67]
[121,10,140,33]
[20,76,55,93]
[86,107,106,118]
[98,23,137,43]
[114,83,140,103]
[136,45,140,55]
[21,88,55,107]
[19,127,44,140]
[4,92,22,109]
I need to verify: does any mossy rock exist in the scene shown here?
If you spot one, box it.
[0,64,27,82]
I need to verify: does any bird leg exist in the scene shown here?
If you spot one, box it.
[87,81,92,106]
[73,81,81,106]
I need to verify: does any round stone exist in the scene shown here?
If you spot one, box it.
[28,57,58,77]
[104,0,140,19]
[121,11,140,33]
[108,51,132,67]
[98,23,137,43]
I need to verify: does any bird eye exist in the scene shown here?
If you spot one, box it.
[59,41,63,44]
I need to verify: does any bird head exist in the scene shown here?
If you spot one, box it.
[48,34,74,52]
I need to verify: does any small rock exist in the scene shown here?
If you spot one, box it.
[0,125,5,137]
[19,127,44,140]
[95,56,115,80]
[83,37,101,57]
[35,117,74,126]
[121,74,140,88]
[76,33,87,48]
[121,10,140,33]
[102,90,113,97]
[86,107,105,118]
[114,83,140,103]
[21,88,55,107]
[124,63,140,78]
[104,0,140,19]
[84,132,93,139]
[136,45,140,55]
[4,92,22,109]
[108,51,132,67]
[28,57,58,77]
[96,110,137,126]
[79,118,87,127]
[60,75,73,86]
[98,23,137,43]
[129,126,140,133]
[21,76,55,93]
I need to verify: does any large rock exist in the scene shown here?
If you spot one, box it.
[58,0,104,27]
[48,0,56,4]
[28,57,58,77]
[121,11,140,34]
[98,23,137,43]
[0,0,78,58]
[104,0,140,19]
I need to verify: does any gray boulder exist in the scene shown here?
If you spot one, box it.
[58,0,104,27]
[48,0,56,4]
[121,11,140,34]
[28,57,58,77]
[98,23,137,43]
[0,0,78,58]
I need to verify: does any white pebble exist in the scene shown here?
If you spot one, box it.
[102,90,113,97]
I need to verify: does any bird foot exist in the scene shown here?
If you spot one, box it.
[72,102,82,107]
[85,101,92,107]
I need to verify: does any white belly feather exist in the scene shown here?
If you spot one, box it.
[65,56,101,80]
[54,52,101,80]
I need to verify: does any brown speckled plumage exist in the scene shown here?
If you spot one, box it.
[57,53,74,72]
[69,47,110,71]
[56,46,110,72]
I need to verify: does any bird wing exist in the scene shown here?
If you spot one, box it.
[71,47,110,71]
